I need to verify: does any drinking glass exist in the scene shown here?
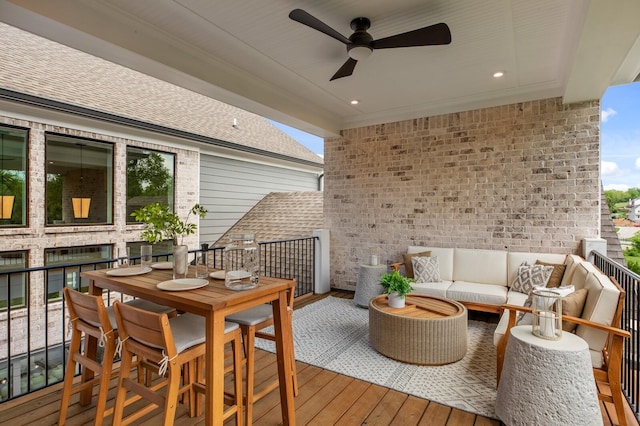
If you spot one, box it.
[140,245,153,268]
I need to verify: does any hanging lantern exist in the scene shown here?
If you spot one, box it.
[72,143,91,219]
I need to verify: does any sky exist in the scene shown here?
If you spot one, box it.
[601,82,640,191]
[273,82,640,187]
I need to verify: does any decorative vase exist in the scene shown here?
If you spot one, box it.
[172,244,188,280]
[387,292,405,308]
[224,233,259,290]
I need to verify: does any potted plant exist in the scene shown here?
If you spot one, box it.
[130,203,207,245]
[131,203,207,278]
[380,269,414,308]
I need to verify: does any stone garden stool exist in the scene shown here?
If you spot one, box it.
[354,264,387,308]
[495,325,602,426]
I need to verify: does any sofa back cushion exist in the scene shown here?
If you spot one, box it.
[561,254,584,287]
[569,261,599,291]
[453,248,508,286]
[507,252,567,287]
[576,271,621,365]
[408,246,454,281]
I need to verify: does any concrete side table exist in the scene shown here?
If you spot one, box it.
[354,264,387,308]
[495,325,602,426]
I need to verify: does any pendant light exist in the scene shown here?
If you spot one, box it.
[72,143,91,219]
[0,133,15,220]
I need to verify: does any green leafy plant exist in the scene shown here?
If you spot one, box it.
[130,203,207,245]
[380,269,414,298]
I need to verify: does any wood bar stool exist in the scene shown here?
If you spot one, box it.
[226,287,298,426]
[58,288,176,426]
[111,302,243,426]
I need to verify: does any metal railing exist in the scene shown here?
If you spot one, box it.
[0,236,316,402]
[592,251,640,421]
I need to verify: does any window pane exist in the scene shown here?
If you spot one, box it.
[0,251,27,310]
[126,147,175,222]
[0,127,27,227]
[46,135,113,225]
[44,245,112,300]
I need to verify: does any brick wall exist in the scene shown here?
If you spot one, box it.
[325,97,601,291]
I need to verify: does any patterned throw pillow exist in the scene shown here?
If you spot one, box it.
[412,256,441,283]
[402,251,431,278]
[510,264,554,294]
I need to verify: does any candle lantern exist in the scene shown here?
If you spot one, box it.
[532,288,562,340]
[369,247,380,266]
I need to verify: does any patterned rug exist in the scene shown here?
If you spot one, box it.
[255,296,498,418]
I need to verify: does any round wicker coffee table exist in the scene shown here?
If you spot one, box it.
[369,294,468,365]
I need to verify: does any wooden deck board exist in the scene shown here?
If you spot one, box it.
[0,290,635,425]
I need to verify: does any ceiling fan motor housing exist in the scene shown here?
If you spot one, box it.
[347,17,373,60]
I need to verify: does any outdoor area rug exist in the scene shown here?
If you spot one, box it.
[255,296,498,419]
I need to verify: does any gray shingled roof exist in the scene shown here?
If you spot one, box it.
[215,192,323,245]
[601,187,626,266]
[0,23,323,165]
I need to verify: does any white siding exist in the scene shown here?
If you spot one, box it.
[199,155,320,243]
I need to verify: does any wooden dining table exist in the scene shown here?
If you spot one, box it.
[80,267,296,426]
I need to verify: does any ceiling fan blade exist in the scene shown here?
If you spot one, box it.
[372,22,451,49]
[289,9,351,45]
[330,58,358,81]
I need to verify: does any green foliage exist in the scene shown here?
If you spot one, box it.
[46,174,63,223]
[605,188,640,217]
[127,152,173,199]
[130,203,207,245]
[380,269,414,298]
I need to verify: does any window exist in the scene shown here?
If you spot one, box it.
[45,134,113,225]
[0,126,27,227]
[0,251,27,310]
[126,147,175,222]
[44,245,112,301]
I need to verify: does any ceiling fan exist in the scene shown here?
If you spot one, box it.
[289,9,452,81]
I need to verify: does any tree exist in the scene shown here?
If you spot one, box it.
[127,153,172,199]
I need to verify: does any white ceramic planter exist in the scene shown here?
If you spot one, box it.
[387,292,406,308]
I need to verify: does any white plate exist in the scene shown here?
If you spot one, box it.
[157,278,209,291]
[210,270,226,280]
[151,261,173,270]
[106,266,152,277]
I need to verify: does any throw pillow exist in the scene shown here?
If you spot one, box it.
[412,256,441,283]
[562,288,588,332]
[535,260,567,288]
[403,251,431,278]
[510,264,554,295]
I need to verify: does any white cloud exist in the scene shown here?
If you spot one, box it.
[605,183,630,191]
[635,157,640,169]
[601,161,619,176]
[601,107,617,123]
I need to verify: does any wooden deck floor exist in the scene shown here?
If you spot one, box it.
[0,290,636,425]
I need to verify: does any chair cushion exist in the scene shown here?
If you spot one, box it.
[226,304,274,326]
[561,254,584,287]
[169,314,239,354]
[562,288,588,332]
[104,299,175,329]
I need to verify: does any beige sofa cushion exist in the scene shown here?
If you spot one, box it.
[576,271,621,368]
[561,254,584,287]
[411,281,452,298]
[408,246,454,281]
[447,281,508,305]
[453,248,508,286]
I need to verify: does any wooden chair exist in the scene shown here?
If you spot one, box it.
[111,301,243,426]
[58,288,177,426]
[496,280,631,426]
[226,286,298,426]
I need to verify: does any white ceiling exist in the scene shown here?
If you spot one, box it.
[1,0,640,137]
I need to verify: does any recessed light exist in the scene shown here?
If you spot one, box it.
[350,100,359,105]
[493,71,505,78]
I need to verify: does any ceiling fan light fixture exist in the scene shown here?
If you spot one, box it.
[348,45,373,61]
